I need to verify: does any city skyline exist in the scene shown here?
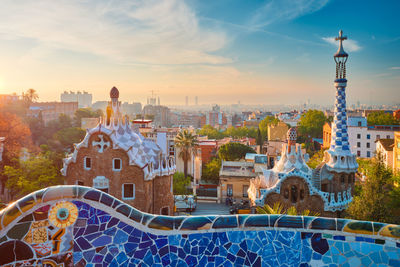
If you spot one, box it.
[0,0,399,105]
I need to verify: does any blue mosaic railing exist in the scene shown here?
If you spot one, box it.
[0,185,400,266]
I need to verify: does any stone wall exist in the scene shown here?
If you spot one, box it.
[65,133,173,215]
[1,186,400,266]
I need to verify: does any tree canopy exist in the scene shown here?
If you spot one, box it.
[258,115,279,141]
[73,108,103,127]
[202,158,221,184]
[218,143,256,161]
[198,125,224,139]
[4,151,63,198]
[172,172,191,195]
[297,110,327,139]
[367,111,399,126]
[346,157,400,224]
[0,111,32,164]
[175,129,198,178]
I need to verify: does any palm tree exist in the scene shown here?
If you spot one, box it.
[22,88,39,107]
[174,129,198,178]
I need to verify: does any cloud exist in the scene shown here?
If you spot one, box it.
[0,0,231,65]
[249,0,330,28]
[390,67,400,70]
[322,37,361,52]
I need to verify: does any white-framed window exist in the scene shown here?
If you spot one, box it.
[84,157,91,170]
[113,158,122,171]
[93,176,109,193]
[122,183,135,200]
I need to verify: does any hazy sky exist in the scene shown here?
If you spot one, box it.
[0,0,399,105]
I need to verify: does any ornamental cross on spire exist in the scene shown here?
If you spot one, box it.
[335,30,347,45]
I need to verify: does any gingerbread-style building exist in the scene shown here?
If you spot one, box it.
[61,87,176,215]
[248,31,358,217]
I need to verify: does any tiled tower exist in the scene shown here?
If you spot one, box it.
[324,30,358,173]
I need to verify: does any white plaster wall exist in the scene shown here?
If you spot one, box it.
[348,127,394,158]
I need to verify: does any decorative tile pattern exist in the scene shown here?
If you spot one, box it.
[0,186,399,266]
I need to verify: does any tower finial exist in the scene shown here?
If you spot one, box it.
[334,30,348,79]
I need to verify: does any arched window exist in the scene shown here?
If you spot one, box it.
[300,189,304,200]
[284,189,289,199]
[291,185,298,203]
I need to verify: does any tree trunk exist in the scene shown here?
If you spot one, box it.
[183,159,188,178]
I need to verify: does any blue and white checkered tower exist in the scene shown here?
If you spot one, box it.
[325,30,358,173]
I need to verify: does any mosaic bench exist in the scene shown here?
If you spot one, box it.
[0,185,399,266]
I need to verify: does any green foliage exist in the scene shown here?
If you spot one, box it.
[173,172,191,195]
[175,129,198,178]
[202,157,221,184]
[257,202,320,216]
[307,149,326,169]
[74,108,103,127]
[53,127,86,152]
[367,111,400,126]
[346,158,400,224]
[198,125,224,139]
[258,115,279,141]
[224,126,257,139]
[218,143,256,161]
[3,152,63,198]
[297,110,327,139]
[198,125,259,140]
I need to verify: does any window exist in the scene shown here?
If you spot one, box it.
[398,142,400,149]
[357,134,361,139]
[290,185,298,203]
[227,184,233,197]
[76,180,84,186]
[387,135,390,139]
[357,151,361,157]
[397,154,400,161]
[358,121,362,127]
[357,142,361,148]
[367,151,371,157]
[113,158,122,171]
[84,157,91,170]
[284,189,289,199]
[122,183,135,200]
[243,185,249,198]
[341,174,345,183]
[366,142,370,148]
[321,184,328,192]
[367,134,370,139]
[161,207,169,215]
[376,135,380,140]
[93,176,109,193]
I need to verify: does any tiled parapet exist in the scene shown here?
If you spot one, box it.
[1,186,400,266]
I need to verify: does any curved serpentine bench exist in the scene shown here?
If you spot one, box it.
[0,185,399,266]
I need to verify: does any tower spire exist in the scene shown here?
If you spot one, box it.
[324,30,358,173]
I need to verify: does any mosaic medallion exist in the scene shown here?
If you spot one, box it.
[48,201,78,228]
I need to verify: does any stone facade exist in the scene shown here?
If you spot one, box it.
[62,87,175,215]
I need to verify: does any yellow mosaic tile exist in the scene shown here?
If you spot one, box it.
[32,227,48,243]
